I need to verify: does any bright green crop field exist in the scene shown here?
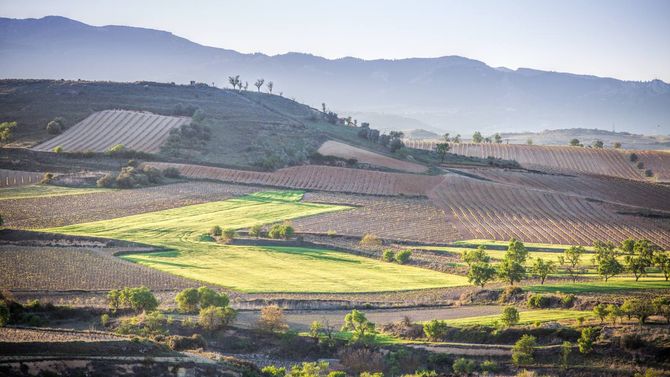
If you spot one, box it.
[527,276,670,294]
[445,309,594,327]
[44,190,468,293]
[0,184,112,200]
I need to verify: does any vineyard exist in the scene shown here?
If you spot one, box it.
[145,162,444,196]
[1,181,257,229]
[0,168,43,187]
[636,150,670,182]
[317,140,427,173]
[0,245,197,291]
[32,110,190,153]
[404,141,643,180]
[295,192,462,243]
[427,174,670,248]
[461,168,670,212]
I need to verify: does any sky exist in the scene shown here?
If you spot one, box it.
[2,0,669,82]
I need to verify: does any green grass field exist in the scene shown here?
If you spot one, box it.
[0,184,112,200]
[421,245,594,267]
[44,190,468,293]
[527,276,670,294]
[445,309,594,327]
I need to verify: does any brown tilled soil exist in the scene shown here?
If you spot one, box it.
[317,140,427,173]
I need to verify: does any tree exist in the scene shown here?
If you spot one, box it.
[512,334,536,366]
[593,242,623,282]
[254,78,264,92]
[341,309,375,343]
[198,306,236,331]
[53,145,63,153]
[197,286,229,308]
[382,249,395,262]
[494,133,502,143]
[46,120,63,134]
[124,286,159,312]
[462,246,496,288]
[209,225,222,237]
[593,303,608,323]
[627,298,654,325]
[249,224,263,238]
[222,228,237,241]
[501,306,520,327]
[258,305,287,332]
[497,238,529,285]
[0,121,17,143]
[569,138,581,147]
[526,138,533,145]
[0,214,3,228]
[228,75,240,89]
[321,103,326,113]
[453,134,461,143]
[558,246,585,283]
[389,138,404,153]
[652,297,670,324]
[452,358,477,375]
[560,341,571,370]
[531,258,556,284]
[592,140,604,148]
[624,239,659,281]
[394,249,412,264]
[577,327,595,354]
[267,81,274,93]
[443,133,451,142]
[472,131,483,143]
[435,143,450,162]
[175,288,199,313]
[654,252,670,281]
[613,142,622,149]
[606,304,622,325]
[423,319,449,341]
[360,233,382,247]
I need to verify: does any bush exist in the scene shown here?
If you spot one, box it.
[480,360,499,375]
[0,300,9,327]
[197,286,229,308]
[578,327,595,354]
[107,144,126,155]
[40,172,54,184]
[501,306,520,327]
[175,288,199,313]
[100,313,110,327]
[560,294,576,308]
[222,228,237,241]
[257,305,288,333]
[165,334,206,351]
[262,365,287,377]
[162,167,181,178]
[499,286,523,303]
[452,358,477,375]
[359,233,382,247]
[52,146,63,153]
[209,225,222,237]
[198,306,236,331]
[382,249,395,262]
[96,173,116,188]
[395,249,412,264]
[249,224,263,238]
[107,287,158,312]
[630,153,639,162]
[46,120,62,134]
[527,294,550,309]
[644,169,653,177]
[268,224,294,239]
[423,320,449,341]
[512,334,537,366]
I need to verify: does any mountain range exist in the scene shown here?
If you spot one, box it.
[1,15,669,135]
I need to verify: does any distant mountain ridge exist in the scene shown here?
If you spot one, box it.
[1,15,669,135]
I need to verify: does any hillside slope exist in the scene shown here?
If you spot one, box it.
[1,16,669,134]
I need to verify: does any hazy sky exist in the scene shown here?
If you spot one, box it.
[2,0,669,82]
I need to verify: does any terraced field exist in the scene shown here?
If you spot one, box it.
[146,162,443,196]
[0,168,43,187]
[405,141,643,180]
[427,175,670,248]
[318,140,427,173]
[32,110,190,153]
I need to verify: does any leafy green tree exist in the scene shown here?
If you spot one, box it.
[592,140,604,148]
[395,249,412,264]
[453,358,477,375]
[593,242,623,282]
[123,286,159,312]
[627,298,654,325]
[342,309,375,343]
[593,303,608,323]
[558,246,585,283]
[0,121,17,143]
[462,246,496,288]
[531,257,556,284]
[222,228,237,240]
[287,362,330,377]
[197,286,229,308]
[606,304,622,325]
[175,288,200,313]
[501,306,520,328]
[453,134,461,143]
[382,249,395,262]
[435,142,450,161]
[249,224,263,238]
[560,341,572,370]
[258,305,288,333]
[423,319,449,341]
[624,239,659,281]
[198,306,236,331]
[497,238,529,285]
[472,131,483,143]
[494,133,502,143]
[442,133,451,142]
[261,365,286,377]
[512,334,537,366]
[209,225,222,237]
[613,142,622,149]
[652,297,670,324]
[578,327,595,353]
[654,252,670,281]
[107,289,121,311]
[569,138,581,146]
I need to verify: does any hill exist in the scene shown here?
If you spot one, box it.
[0,79,387,169]
[499,128,670,150]
[1,16,669,135]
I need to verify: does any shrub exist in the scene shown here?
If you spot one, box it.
[262,365,287,377]
[249,224,263,238]
[480,360,499,375]
[209,225,222,237]
[165,334,206,351]
[107,287,158,312]
[636,161,645,169]
[46,120,62,134]
[578,327,595,354]
[52,145,63,153]
[0,300,9,327]
[560,341,571,370]
[40,172,54,184]
[561,294,576,308]
[527,294,550,309]
[423,320,449,341]
[395,249,412,264]
[107,144,126,155]
[593,303,608,323]
[175,288,199,313]
[512,334,537,366]
[268,224,294,239]
[197,286,229,308]
[382,249,395,262]
[630,153,639,162]
[452,357,477,375]
[222,228,237,241]
[501,306,520,328]
[499,286,523,303]
[96,173,116,188]
[100,313,110,327]
[359,233,382,247]
[644,169,653,177]
[257,305,288,333]
[327,372,346,377]
[162,167,181,178]
[198,306,236,331]
[625,298,655,324]
[342,309,376,343]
